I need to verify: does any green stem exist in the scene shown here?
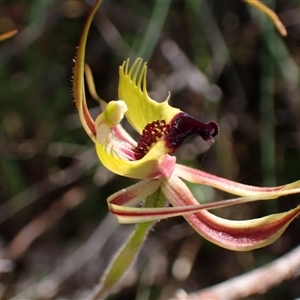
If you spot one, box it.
[91,187,165,300]
[136,0,171,61]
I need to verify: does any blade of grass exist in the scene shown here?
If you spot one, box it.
[135,0,171,61]
[250,1,277,190]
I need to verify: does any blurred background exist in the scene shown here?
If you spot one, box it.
[1,0,300,299]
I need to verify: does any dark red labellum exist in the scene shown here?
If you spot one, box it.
[165,112,219,151]
[134,112,219,160]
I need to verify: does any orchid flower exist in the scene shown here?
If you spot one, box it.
[73,0,300,253]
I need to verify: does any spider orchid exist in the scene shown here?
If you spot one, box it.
[73,0,300,251]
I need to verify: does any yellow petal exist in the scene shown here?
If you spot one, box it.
[107,177,300,250]
[175,164,300,197]
[96,140,176,179]
[119,58,180,134]
[184,206,300,251]
[162,175,300,251]
[107,179,161,207]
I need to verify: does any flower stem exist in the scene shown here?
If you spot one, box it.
[90,187,165,299]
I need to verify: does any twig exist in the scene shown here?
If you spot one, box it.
[181,244,300,299]
[2,187,84,261]
[0,148,96,224]
[10,214,120,300]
